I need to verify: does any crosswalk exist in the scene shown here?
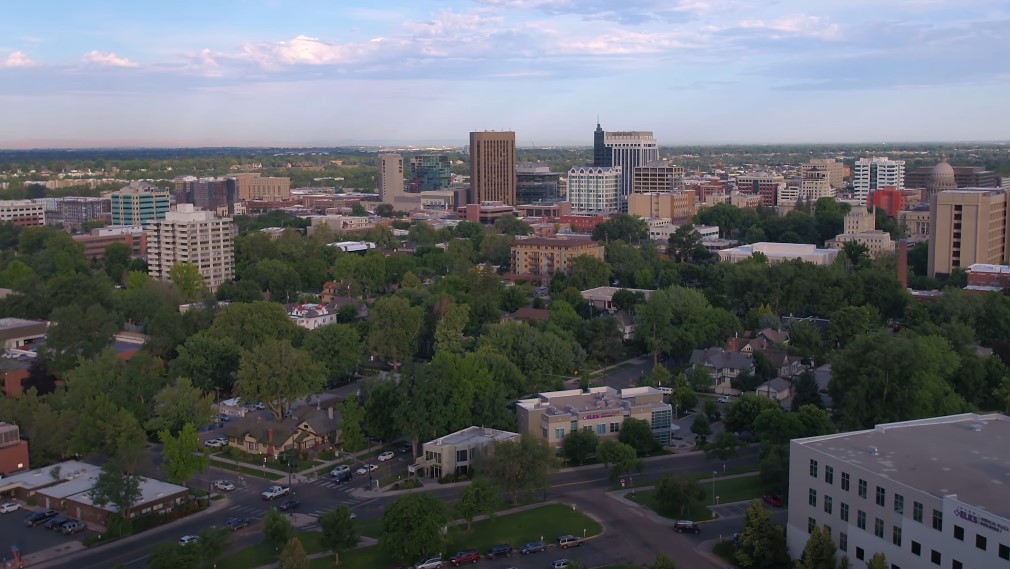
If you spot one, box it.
[220,478,370,527]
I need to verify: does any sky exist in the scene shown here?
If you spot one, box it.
[1,0,1009,148]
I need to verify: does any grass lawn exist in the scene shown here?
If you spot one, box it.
[628,490,712,522]
[207,460,280,480]
[216,449,318,471]
[216,531,324,569]
[355,518,383,539]
[627,474,763,521]
[713,541,737,564]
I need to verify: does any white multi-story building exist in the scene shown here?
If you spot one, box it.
[146,204,234,292]
[601,131,659,211]
[567,166,623,215]
[788,413,1010,569]
[853,157,905,205]
[0,200,45,227]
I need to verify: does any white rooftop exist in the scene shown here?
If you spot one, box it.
[967,263,1010,274]
[0,460,97,492]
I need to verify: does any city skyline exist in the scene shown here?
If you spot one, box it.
[2,0,1009,148]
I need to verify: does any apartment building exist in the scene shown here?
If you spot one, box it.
[0,200,45,227]
[510,236,605,279]
[632,160,685,194]
[928,189,1009,278]
[800,159,846,189]
[110,181,170,225]
[567,166,623,215]
[788,413,1010,569]
[517,386,675,448]
[228,173,290,201]
[627,191,696,224]
[146,204,234,292]
[736,174,785,208]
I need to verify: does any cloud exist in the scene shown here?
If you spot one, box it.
[81,51,138,68]
[473,0,731,23]
[2,51,35,68]
[236,35,382,68]
[736,14,842,40]
[555,31,692,55]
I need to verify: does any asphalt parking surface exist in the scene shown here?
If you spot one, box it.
[0,506,95,557]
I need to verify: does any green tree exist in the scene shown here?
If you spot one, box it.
[264,509,295,552]
[595,439,640,479]
[456,477,499,530]
[724,395,781,434]
[338,398,367,452]
[667,224,707,263]
[790,372,823,411]
[367,296,423,368]
[691,413,712,445]
[827,306,877,348]
[235,339,326,421]
[735,500,790,569]
[171,331,242,394]
[364,379,405,443]
[493,214,531,236]
[380,493,449,563]
[798,525,837,569]
[147,541,202,569]
[654,475,706,517]
[653,554,678,569]
[703,399,721,423]
[170,262,205,301]
[90,465,142,521]
[302,323,363,385]
[279,537,310,569]
[759,443,790,496]
[103,242,132,282]
[319,506,359,565]
[705,431,741,461]
[434,302,470,355]
[865,553,889,569]
[562,428,599,465]
[620,417,659,456]
[689,363,714,392]
[146,378,215,435]
[568,255,613,290]
[199,525,232,568]
[158,423,209,486]
[644,363,670,387]
[208,301,300,350]
[481,434,559,504]
[42,303,121,373]
[592,214,649,245]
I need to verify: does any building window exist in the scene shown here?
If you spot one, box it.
[810,459,818,478]
[892,525,902,547]
[954,525,964,540]
[824,495,833,515]
[914,502,923,523]
[911,541,921,556]
[596,424,606,435]
[952,560,962,569]
[841,472,850,491]
[825,465,834,485]
[809,489,817,507]
[555,428,566,440]
[931,550,941,565]
[808,517,816,534]
[456,449,468,463]
[610,422,620,433]
[976,535,987,551]
[894,494,904,515]
[857,510,866,530]
[839,532,847,552]
[856,547,864,561]
[570,420,577,432]
[999,544,1009,560]
[875,518,884,538]
[932,509,943,532]
[841,503,849,522]
[858,479,867,499]
[876,486,886,507]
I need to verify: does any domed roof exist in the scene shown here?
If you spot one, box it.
[928,158,957,194]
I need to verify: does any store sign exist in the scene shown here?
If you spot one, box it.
[582,411,621,420]
[954,506,1009,534]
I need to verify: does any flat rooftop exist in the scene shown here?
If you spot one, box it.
[431,426,519,447]
[796,413,1010,518]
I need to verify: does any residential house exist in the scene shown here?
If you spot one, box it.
[760,348,804,378]
[502,307,550,324]
[613,310,637,341]
[688,348,755,395]
[286,303,336,330]
[227,405,341,457]
[755,377,793,401]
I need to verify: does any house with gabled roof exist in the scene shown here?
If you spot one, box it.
[689,347,755,395]
[226,405,341,457]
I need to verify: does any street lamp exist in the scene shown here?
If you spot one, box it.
[711,471,717,506]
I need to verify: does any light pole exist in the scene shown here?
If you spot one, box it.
[711,471,717,506]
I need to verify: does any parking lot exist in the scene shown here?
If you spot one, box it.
[0,506,94,557]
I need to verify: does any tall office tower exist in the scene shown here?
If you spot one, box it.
[378,153,404,202]
[592,122,610,167]
[595,128,659,211]
[736,173,786,208]
[110,181,170,225]
[173,177,236,215]
[227,173,291,201]
[567,166,623,215]
[928,188,1009,278]
[853,157,905,205]
[516,163,561,203]
[632,160,685,194]
[800,159,845,189]
[146,204,234,292]
[408,154,451,192]
[469,131,517,205]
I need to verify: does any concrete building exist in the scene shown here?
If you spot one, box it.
[928,189,1009,278]
[826,231,896,258]
[580,286,654,312]
[0,199,46,227]
[378,153,405,202]
[965,263,1010,293]
[408,154,452,192]
[632,160,685,194]
[787,413,1010,569]
[0,318,47,350]
[906,164,998,191]
[146,204,234,292]
[517,387,676,447]
[718,242,841,265]
[469,131,517,205]
[871,187,923,219]
[460,201,516,224]
[593,125,660,211]
[415,426,519,480]
[74,225,147,261]
[628,191,696,224]
[899,206,931,243]
[228,173,291,201]
[110,182,170,225]
[799,168,835,201]
[736,174,785,207]
[801,159,846,189]
[853,157,905,205]
[567,166,623,215]
[0,422,29,476]
[511,236,605,279]
[516,163,561,203]
[844,208,876,234]
[52,197,108,231]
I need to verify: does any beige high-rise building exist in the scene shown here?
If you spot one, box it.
[632,160,685,194]
[928,189,1009,278]
[627,192,696,224]
[844,208,876,234]
[800,159,845,189]
[229,173,291,201]
[146,204,234,292]
[469,131,516,205]
[377,153,404,202]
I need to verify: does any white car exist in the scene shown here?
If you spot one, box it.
[0,503,20,514]
[414,557,443,569]
[213,480,235,492]
[179,535,199,546]
[204,439,224,448]
[355,464,378,475]
[718,395,732,403]
[261,486,290,500]
[377,451,395,462]
[330,465,351,477]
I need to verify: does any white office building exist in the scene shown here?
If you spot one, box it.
[853,157,905,205]
[567,166,623,215]
[788,413,1010,569]
[601,131,659,211]
[146,204,234,292]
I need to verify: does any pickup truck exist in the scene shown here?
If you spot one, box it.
[261,486,290,500]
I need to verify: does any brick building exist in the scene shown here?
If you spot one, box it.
[0,422,28,475]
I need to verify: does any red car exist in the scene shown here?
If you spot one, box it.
[449,551,480,566]
[762,494,784,507]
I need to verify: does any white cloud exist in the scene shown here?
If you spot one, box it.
[2,51,35,68]
[236,35,381,68]
[403,10,505,37]
[736,14,842,40]
[81,51,139,68]
[556,31,691,55]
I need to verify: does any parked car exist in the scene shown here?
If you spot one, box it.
[377,451,395,462]
[398,442,412,454]
[551,560,571,568]
[330,465,351,477]
[0,503,20,514]
[213,480,236,492]
[261,486,290,500]
[226,517,249,531]
[414,557,443,569]
[717,395,732,403]
[485,544,513,559]
[204,439,224,448]
[557,535,582,549]
[355,464,378,475]
[45,516,71,531]
[674,520,701,534]
[61,520,86,535]
[520,541,546,554]
[278,499,301,511]
[179,535,199,546]
[449,550,480,565]
[24,510,58,527]
[762,494,784,507]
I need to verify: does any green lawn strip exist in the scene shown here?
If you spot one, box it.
[627,475,763,521]
[215,449,316,471]
[216,532,326,569]
[444,503,602,553]
[713,541,737,564]
[208,460,280,480]
[628,490,711,522]
[355,518,383,539]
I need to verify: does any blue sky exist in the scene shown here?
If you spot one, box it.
[2,0,1009,147]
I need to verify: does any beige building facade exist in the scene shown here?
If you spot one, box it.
[229,173,291,201]
[627,192,696,224]
[416,426,519,480]
[928,189,1009,278]
[510,236,604,278]
[469,131,516,205]
[377,153,404,203]
[146,204,234,292]
[632,160,685,194]
[0,200,45,227]
[801,159,846,189]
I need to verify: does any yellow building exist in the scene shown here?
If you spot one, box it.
[229,173,291,201]
[928,189,1009,278]
[510,236,604,278]
[627,191,696,224]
